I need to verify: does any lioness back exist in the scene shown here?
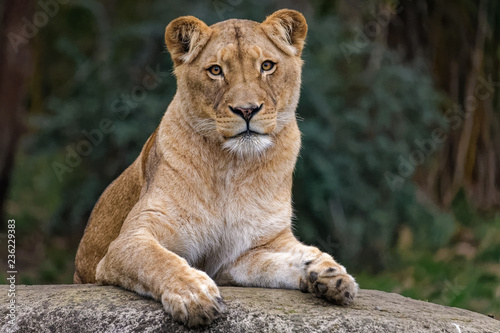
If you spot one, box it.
[74,130,157,283]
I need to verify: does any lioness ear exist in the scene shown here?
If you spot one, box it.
[165,16,212,66]
[261,9,308,56]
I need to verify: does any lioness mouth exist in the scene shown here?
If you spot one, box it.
[233,129,267,138]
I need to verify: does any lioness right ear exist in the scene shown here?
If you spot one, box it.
[165,16,212,66]
[261,9,308,56]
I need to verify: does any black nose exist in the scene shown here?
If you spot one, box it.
[229,104,262,121]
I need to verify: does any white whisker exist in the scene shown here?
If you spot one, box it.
[193,118,217,136]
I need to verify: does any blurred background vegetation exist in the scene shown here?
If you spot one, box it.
[1,0,499,319]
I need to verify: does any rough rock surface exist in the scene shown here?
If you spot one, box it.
[1,285,499,332]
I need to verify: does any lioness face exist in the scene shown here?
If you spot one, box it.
[166,11,307,157]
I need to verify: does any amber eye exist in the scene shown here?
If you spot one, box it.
[261,61,275,72]
[208,65,223,76]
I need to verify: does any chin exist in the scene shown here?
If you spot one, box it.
[223,133,273,159]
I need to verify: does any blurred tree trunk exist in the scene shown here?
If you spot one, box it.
[388,0,500,210]
[0,0,34,219]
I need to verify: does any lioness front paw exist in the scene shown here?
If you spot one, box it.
[161,269,226,328]
[299,259,358,305]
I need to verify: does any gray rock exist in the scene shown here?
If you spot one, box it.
[1,285,499,332]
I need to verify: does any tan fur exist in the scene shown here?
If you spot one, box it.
[74,9,358,328]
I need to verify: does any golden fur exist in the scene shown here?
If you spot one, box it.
[74,9,358,327]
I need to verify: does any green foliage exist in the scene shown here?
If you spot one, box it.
[25,1,177,234]
[356,212,500,317]
[294,15,454,270]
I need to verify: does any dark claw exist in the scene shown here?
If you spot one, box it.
[326,267,336,273]
[344,291,350,298]
[309,271,318,283]
[336,278,343,288]
[316,283,328,294]
[299,278,309,293]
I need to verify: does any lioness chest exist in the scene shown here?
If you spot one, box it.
[144,154,293,278]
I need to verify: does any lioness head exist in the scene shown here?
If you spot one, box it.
[165,9,307,158]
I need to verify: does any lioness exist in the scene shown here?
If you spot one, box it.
[74,9,358,327]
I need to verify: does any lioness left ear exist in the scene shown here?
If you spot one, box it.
[261,9,308,56]
[165,16,212,66]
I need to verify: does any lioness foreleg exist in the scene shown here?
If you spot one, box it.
[217,229,358,305]
[96,229,225,328]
